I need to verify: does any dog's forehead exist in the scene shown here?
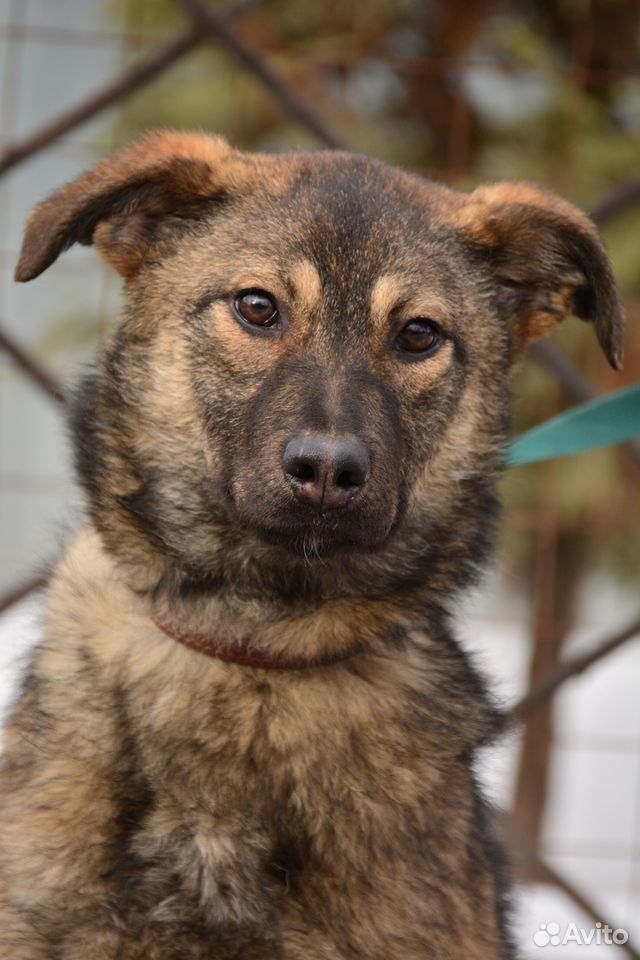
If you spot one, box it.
[279,154,443,254]
[249,153,462,300]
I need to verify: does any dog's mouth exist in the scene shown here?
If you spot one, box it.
[235,499,404,560]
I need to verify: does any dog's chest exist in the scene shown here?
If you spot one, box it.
[132,658,435,827]
[125,655,441,921]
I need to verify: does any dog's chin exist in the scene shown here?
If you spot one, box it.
[237,511,396,560]
[249,524,373,558]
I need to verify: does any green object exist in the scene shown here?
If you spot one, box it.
[507,383,640,467]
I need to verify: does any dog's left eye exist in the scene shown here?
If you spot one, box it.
[395,319,442,357]
[233,289,279,328]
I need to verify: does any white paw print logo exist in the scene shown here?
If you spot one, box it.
[534,922,561,947]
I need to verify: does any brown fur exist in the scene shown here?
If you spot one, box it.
[0,130,623,958]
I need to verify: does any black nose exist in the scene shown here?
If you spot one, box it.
[283,433,371,510]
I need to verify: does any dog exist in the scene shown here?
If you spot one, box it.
[0,131,623,959]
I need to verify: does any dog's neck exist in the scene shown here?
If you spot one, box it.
[148,586,421,669]
[152,613,366,670]
[81,524,444,665]
[136,547,444,671]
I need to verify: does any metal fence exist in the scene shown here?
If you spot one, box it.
[0,0,638,953]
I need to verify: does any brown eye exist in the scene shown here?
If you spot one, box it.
[233,289,279,328]
[395,319,442,357]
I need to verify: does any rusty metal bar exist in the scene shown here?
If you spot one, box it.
[528,341,594,403]
[178,0,346,149]
[0,575,48,615]
[0,325,66,405]
[0,0,264,178]
[0,29,199,177]
[591,174,640,227]
[508,615,640,723]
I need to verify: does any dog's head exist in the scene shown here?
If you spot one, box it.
[16,131,623,607]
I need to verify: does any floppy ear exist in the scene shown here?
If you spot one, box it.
[15,129,249,281]
[458,182,624,370]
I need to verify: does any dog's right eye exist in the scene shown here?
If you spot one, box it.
[233,289,279,328]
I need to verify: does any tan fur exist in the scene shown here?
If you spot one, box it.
[369,273,450,329]
[289,259,322,315]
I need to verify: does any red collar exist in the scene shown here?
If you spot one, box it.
[152,615,363,671]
